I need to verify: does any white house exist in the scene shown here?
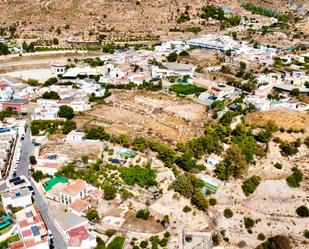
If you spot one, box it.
[66,131,85,142]
[36,153,68,176]
[51,63,67,75]
[209,84,235,99]
[59,179,88,206]
[187,34,240,51]
[1,188,32,208]
[68,199,91,217]
[0,82,14,101]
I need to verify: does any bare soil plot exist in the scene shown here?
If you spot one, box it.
[121,212,165,234]
[40,138,103,161]
[245,109,309,131]
[83,90,207,143]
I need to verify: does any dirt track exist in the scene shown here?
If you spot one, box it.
[0,50,103,73]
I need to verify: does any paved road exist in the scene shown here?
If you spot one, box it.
[16,122,67,249]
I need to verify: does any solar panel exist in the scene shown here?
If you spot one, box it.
[9,177,20,183]
[13,179,25,185]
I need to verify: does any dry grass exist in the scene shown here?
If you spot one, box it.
[245,109,309,131]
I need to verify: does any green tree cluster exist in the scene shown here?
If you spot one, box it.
[136,209,150,220]
[169,84,206,96]
[120,165,157,188]
[170,173,208,212]
[242,3,287,21]
[0,42,10,55]
[30,120,76,135]
[58,105,74,119]
[242,175,261,196]
[42,91,60,100]
[0,108,18,121]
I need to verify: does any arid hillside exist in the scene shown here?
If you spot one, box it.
[0,0,308,44]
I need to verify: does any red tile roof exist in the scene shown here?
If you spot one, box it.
[19,220,29,228]
[9,240,25,249]
[22,229,32,238]
[67,226,89,247]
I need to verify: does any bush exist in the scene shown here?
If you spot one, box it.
[42,91,60,100]
[29,155,37,165]
[159,238,168,247]
[304,230,309,239]
[169,84,206,96]
[296,206,309,217]
[209,198,217,206]
[136,209,150,220]
[140,240,148,248]
[166,52,178,62]
[258,233,266,241]
[32,170,45,182]
[103,185,116,200]
[224,208,233,218]
[274,163,282,169]
[242,176,261,196]
[44,77,58,86]
[191,191,209,212]
[183,205,192,213]
[212,234,219,246]
[286,167,303,188]
[164,231,171,238]
[27,78,39,86]
[58,105,74,119]
[86,209,99,221]
[244,217,255,230]
[279,142,298,156]
[120,165,157,188]
[107,236,125,249]
[105,229,117,238]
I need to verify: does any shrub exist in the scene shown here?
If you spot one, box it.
[279,142,298,156]
[244,217,255,230]
[209,198,217,206]
[159,238,168,247]
[212,234,219,246]
[103,184,116,200]
[42,91,60,100]
[286,167,303,188]
[105,229,117,238]
[224,208,233,218]
[58,105,74,119]
[274,163,282,169]
[183,205,192,213]
[86,209,99,221]
[140,240,148,248]
[166,52,178,62]
[258,233,266,241]
[136,209,150,220]
[107,236,125,249]
[169,84,206,96]
[164,231,171,238]
[242,176,260,196]
[296,206,309,217]
[120,165,157,188]
[29,155,37,165]
[191,191,209,212]
[304,230,309,239]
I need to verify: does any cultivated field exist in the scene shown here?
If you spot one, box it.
[79,90,208,143]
